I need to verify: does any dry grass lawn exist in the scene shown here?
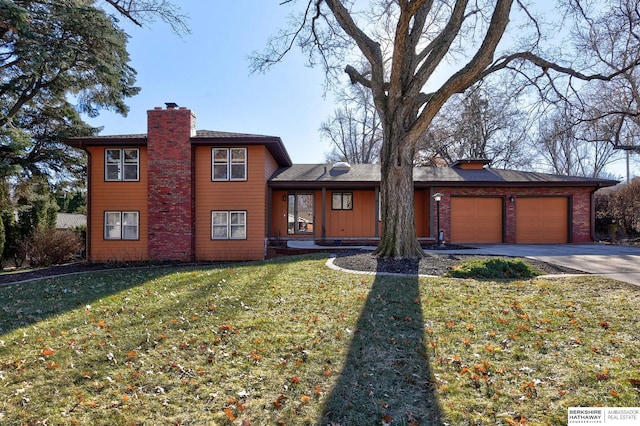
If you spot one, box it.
[1,255,639,425]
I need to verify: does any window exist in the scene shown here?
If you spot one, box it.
[105,149,139,181]
[212,211,246,239]
[104,211,139,240]
[212,148,246,181]
[288,193,314,234]
[332,192,353,210]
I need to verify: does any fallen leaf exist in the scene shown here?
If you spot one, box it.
[628,378,640,387]
[224,407,235,420]
[41,348,55,356]
[596,369,610,381]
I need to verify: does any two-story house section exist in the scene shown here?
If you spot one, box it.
[65,103,618,263]
[66,103,291,262]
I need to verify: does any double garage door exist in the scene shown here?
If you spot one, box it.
[450,196,568,243]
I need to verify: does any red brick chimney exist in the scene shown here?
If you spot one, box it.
[147,103,196,261]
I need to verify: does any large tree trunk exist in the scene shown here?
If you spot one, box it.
[374,125,424,259]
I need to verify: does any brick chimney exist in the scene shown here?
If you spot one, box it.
[147,103,196,261]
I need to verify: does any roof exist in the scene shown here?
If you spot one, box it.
[56,213,86,229]
[268,163,619,188]
[63,130,292,167]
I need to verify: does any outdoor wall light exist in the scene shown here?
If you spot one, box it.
[509,195,515,203]
[433,192,443,246]
[283,194,287,202]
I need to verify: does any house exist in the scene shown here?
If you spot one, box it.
[56,213,87,230]
[64,104,618,263]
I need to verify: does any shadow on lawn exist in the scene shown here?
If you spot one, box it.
[0,267,168,335]
[0,256,309,336]
[321,259,444,425]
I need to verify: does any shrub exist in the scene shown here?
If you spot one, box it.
[595,178,640,238]
[28,229,82,267]
[445,257,541,279]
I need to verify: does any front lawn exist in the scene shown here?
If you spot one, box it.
[1,255,639,425]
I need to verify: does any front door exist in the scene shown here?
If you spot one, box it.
[288,193,315,235]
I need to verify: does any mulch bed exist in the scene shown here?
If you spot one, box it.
[331,250,587,276]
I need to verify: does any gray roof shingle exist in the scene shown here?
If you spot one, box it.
[269,164,618,188]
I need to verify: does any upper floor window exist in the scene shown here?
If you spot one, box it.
[105,148,139,181]
[212,148,246,181]
[104,211,139,240]
[332,192,353,210]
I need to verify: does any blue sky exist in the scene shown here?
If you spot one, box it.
[86,1,337,164]
[86,1,638,178]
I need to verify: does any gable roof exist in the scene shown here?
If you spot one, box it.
[268,163,618,188]
[63,130,292,167]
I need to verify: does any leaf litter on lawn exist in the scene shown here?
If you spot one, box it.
[0,255,638,425]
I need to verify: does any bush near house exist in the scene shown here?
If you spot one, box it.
[595,178,640,239]
[28,229,83,267]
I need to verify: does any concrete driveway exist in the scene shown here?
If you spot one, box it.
[437,244,640,286]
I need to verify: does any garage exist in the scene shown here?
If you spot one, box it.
[516,197,569,243]
[450,197,503,243]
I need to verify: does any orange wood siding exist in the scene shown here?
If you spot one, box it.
[516,197,568,243]
[87,146,149,262]
[325,190,376,238]
[194,145,270,261]
[450,197,503,243]
[414,189,430,238]
[264,153,280,239]
[270,190,290,239]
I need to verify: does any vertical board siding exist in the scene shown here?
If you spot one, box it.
[324,190,376,238]
[194,145,270,261]
[87,146,149,262]
[414,189,430,238]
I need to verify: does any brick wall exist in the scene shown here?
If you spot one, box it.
[147,105,196,261]
[431,186,595,243]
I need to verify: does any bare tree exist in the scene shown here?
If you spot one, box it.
[419,82,533,169]
[253,0,640,258]
[104,0,189,34]
[321,83,382,163]
[536,106,619,178]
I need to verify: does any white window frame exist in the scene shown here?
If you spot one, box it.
[104,211,139,240]
[212,148,246,181]
[211,210,247,240]
[105,148,139,181]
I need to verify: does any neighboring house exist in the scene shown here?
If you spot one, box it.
[56,213,87,230]
[64,104,617,263]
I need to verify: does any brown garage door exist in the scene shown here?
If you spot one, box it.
[450,197,503,243]
[516,197,568,243]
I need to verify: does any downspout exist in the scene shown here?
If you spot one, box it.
[374,186,380,237]
[321,187,326,242]
[590,186,599,242]
[82,143,92,262]
[190,145,196,262]
[266,187,273,255]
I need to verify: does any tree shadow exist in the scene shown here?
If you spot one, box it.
[0,255,315,336]
[321,259,444,425]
